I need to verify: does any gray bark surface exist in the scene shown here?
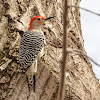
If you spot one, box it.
[0,0,100,100]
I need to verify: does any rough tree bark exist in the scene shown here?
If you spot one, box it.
[0,0,100,100]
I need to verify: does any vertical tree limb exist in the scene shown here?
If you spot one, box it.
[58,0,68,100]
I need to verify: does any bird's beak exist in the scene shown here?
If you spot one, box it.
[44,17,54,21]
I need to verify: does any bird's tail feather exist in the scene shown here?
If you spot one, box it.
[26,60,37,92]
[33,74,36,91]
[26,73,36,92]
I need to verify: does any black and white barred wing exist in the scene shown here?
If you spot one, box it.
[19,31,44,72]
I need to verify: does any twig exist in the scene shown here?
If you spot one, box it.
[68,5,100,16]
[58,0,68,100]
[67,48,100,67]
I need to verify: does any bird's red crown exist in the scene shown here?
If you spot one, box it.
[29,16,45,30]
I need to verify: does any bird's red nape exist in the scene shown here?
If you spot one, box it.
[29,16,45,31]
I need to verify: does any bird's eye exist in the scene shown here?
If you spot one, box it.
[37,18,40,20]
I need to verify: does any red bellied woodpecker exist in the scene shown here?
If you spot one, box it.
[19,16,54,92]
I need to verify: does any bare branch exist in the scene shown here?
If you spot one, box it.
[58,0,68,100]
[67,48,100,67]
[68,5,100,16]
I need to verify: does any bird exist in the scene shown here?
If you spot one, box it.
[19,16,54,92]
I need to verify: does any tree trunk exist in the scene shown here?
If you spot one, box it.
[0,0,100,100]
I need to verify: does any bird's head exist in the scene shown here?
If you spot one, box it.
[29,16,54,31]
